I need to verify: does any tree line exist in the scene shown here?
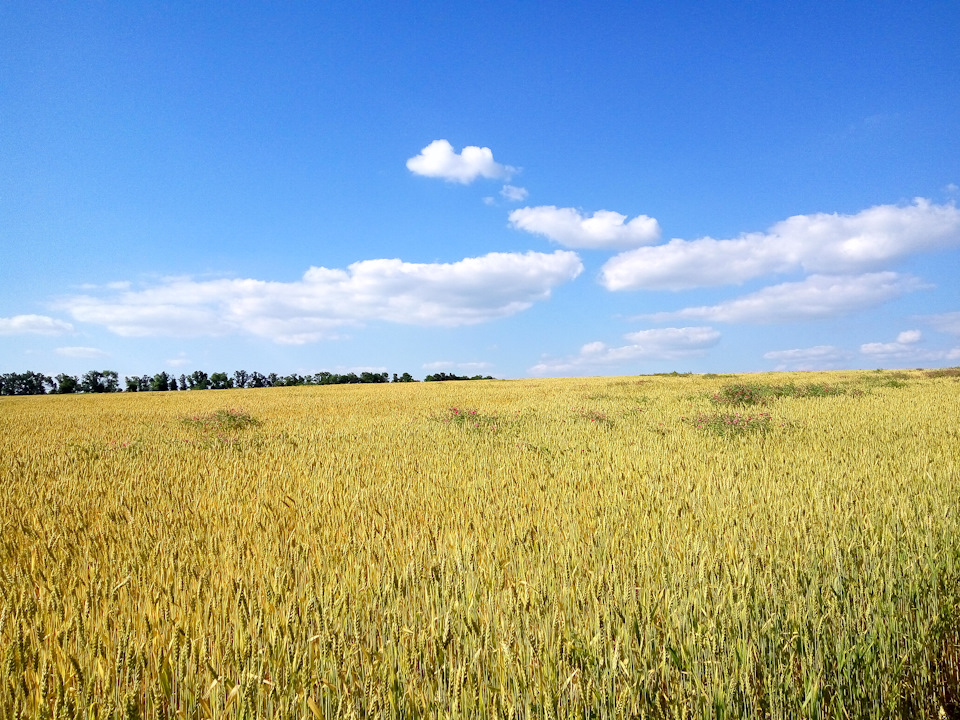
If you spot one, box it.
[0,369,495,395]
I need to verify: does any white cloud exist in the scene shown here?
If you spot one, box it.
[601,199,960,290]
[59,251,583,344]
[0,314,74,336]
[763,345,853,371]
[860,333,960,363]
[422,361,492,372]
[859,331,923,357]
[896,329,922,344]
[499,185,529,202]
[920,311,960,336]
[530,326,720,376]
[55,346,109,359]
[406,140,515,184]
[644,273,926,324]
[509,206,661,250]
[166,353,191,368]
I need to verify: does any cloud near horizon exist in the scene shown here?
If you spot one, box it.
[530,326,720,375]
[763,345,854,371]
[509,206,661,249]
[644,272,926,324]
[58,251,584,344]
[406,140,516,184]
[600,199,960,291]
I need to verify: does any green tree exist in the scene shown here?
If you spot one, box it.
[81,370,119,393]
[54,374,79,394]
[149,372,171,391]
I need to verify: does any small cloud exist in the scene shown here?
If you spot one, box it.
[530,326,720,376]
[644,273,926,324]
[510,206,661,250]
[166,353,191,368]
[946,183,959,196]
[482,196,496,206]
[499,185,529,202]
[896,329,922,344]
[0,314,74,336]
[762,345,853,371]
[55,346,108,359]
[406,139,515,184]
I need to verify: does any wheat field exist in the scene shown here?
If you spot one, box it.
[1,370,959,719]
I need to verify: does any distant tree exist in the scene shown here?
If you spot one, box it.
[81,370,119,393]
[249,372,268,388]
[187,371,210,390]
[168,376,179,391]
[54,373,79,394]
[124,376,140,392]
[360,372,388,383]
[233,370,249,389]
[0,371,54,395]
[178,374,187,391]
[267,373,281,387]
[149,372,170,391]
[210,372,233,390]
[395,372,417,383]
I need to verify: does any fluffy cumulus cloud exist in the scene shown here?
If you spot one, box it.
[406,140,515,184]
[601,199,960,291]
[509,206,661,250]
[530,326,720,375]
[0,314,73,336]
[644,273,926,324]
[59,251,583,344]
[55,346,109,358]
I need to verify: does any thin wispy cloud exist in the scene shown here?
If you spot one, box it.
[644,273,926,324]
[0,314,74,336]
[422,361,492,372]
[510,206,661,250]
[919,311,960,336]
[530,326,720,375]
[763,345,853,371]
[499,185,529,202]
[60,251,583,345]
[406,140,516,184]
[600,199,960,291]
[55,346,109,359]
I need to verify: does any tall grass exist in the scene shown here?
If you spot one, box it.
[1,370,958,718]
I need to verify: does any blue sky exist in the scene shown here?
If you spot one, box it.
[2,1,959,380]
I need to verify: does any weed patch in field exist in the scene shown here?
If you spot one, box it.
[575,407,613,426]
[926,367,960,378]
[430,406,499,431]
[685,410,774,435]
[180,407,261,446]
